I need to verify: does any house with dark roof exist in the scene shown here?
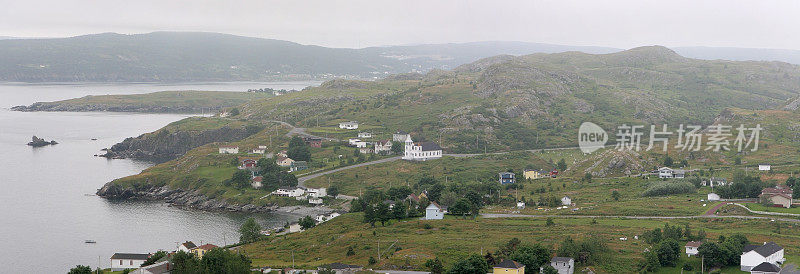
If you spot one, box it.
[131,260,171,274]
[493,259,525,274]
[499,172,516,184]
[741,242,785,271]
[402,136,442,161]
[750,261,781,274]
[177,241,197,252]
[110,253,150,271]
[548,257,574,274]
[318,262,363,274]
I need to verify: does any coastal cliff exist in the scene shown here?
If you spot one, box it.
[101,121,264,161]
[96,184,334,215]
[97,184,276,212]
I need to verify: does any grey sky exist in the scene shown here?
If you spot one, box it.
[1,0,798,50]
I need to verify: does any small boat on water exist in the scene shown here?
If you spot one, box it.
[91,138,98,141]
[85,240,96,244]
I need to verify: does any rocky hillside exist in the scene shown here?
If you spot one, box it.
[101,117,264,161]
[231,46,800,152]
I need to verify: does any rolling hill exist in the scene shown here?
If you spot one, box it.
[0,32,618,82]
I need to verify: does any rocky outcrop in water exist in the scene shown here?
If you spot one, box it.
[100,125,262,161]
[96,184,276,213]
[27,136,57,147]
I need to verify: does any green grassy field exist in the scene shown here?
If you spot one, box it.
[745,203,800,215]
[240,213,800,273]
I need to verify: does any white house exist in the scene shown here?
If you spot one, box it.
[517,201,526,209]
[348,138,368,148]
[358,132,372,138]
[111,253,149,271]
[402,136,442,161]
[685,241,702,257]
[218,146,239,154]
[550,257,574,274]
[374,140,393,154]
[272,187,305,197]
[759,164,772,171]
[177,241,197,253]
[393,131,410,142]
[308,197,323,205]
[339,121,359,130]
[704,177,728,187]
[707,193,721,201]
[425,202,445,220]
[251,148,266,154]
[658,167,686,178]
[306,187,327,198]
[251,176,263,189]
[741,242,785,272]
[561,196,572,206]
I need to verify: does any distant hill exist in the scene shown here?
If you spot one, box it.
[0,32,621,82]
[3,31,800,82]
[674,46,800,65]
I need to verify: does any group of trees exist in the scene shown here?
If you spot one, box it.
[784,176,800,197]
[716,170,769,199]
[170,249,251,274]
[642,180,696,197]
[287,136,311,162]
[696,234,750,268]
[227,157,298,190]
[640,224,707,272]
[68,248,251,274]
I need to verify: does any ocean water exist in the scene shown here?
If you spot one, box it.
[0,81,321,273]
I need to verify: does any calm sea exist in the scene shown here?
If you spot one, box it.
[0,81,321,273]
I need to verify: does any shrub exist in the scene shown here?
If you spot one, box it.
[642,180,696,197]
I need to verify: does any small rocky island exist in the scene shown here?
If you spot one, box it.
[27,136,58,147]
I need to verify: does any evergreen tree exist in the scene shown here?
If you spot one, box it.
[238,217,262,244]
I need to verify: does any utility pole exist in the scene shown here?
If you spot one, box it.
[377,240,381,261]
[292,250,295,268]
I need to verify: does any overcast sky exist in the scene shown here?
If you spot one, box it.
[1,0,798,50]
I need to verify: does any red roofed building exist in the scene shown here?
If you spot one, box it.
[760,187,793,208]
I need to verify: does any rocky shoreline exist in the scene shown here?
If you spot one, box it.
[96,184,333,215]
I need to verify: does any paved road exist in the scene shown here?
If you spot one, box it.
[297,156,402,187]
[480,213,800,223]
